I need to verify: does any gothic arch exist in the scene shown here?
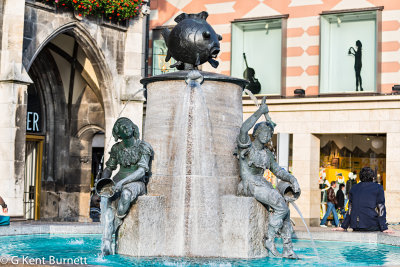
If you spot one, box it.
[24,21,113,220]
[23,21,116,118]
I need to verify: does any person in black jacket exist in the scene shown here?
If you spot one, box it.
[333,167,394,233]
[336,184,346,220]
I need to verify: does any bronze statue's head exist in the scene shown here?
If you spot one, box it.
[252,121,275,144]
[112,117,140,141]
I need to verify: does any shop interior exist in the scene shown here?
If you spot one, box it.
[319,133,386,220]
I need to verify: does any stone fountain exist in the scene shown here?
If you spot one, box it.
[116,11,270,258]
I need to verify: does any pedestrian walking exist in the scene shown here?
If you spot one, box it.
[320,181,340,227]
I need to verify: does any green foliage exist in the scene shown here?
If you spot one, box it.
[39,0,143,21]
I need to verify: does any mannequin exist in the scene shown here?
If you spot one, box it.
[345,171,357,196]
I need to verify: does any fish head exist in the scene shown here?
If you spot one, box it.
[194,22,222,61]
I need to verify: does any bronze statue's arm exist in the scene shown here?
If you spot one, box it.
[239,96,269,144]
[115,149,152,188]
[270,156,300,193]
[101,144,118,179]
[101,168,113,179]
[118,167,146,187]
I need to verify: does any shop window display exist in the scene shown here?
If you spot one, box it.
[231,19,282,95]
[152,39,177,75]
[320,12,377,93]
[319,134,386,221]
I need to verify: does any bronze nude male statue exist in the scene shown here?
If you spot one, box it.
[96,117,153,255]
[236,97,301,259]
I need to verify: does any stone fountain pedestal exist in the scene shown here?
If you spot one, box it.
[117,71,268,258]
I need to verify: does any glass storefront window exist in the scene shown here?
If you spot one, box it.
[231,19,282,95]
[319,134,386,187]
[320,12,377,93]
[318,134,386,221]
[152,39,176,76]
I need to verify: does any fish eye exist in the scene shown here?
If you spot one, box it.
[202,31,211,39]
[218,34,222,41]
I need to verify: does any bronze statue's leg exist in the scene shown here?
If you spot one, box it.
[281,211,298,259]
[101,198,115,256]
[116,183,145,218]
[253,186,288,257]
[117,189,133,218]
[113,183,145,250]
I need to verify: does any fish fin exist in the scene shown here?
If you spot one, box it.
[165,51,172,62]
[208,59,219,68]
[174,13,188,23]
[195,54,201,66]
[196,11,209,20]
[170,61,183,68]
[161,28,171,43]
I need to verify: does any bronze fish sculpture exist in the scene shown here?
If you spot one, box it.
[162,11,222,70]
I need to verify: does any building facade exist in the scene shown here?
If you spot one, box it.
[0,0,148,221]
[148,0,400,225]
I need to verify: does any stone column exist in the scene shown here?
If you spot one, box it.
[385,132,400,223]
[0,0,32,217]
[0,72,31,217]
[277,133,290,171]
[120,16,146,136]
[291,133,320,226]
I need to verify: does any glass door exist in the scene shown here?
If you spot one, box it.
[24,135,44,220]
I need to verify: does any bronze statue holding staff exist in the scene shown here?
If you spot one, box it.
[236,96,301,259]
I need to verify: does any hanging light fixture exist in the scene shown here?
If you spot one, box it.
[371,137,383,149]
[337,16,342,26]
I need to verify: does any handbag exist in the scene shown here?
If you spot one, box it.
[0,215,10,226]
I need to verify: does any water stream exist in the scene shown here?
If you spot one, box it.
[291,202,320,260]
[168,70,220,254]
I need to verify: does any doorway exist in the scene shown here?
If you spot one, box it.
[24,135,44,220]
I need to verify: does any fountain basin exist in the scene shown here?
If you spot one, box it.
[1,233,400,266]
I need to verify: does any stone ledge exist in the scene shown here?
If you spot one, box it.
[293,227,400,247]
[0,222,101,236]
[117,195,166,257]
[221,195,268,258]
